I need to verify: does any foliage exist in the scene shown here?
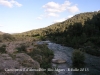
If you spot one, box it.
[39,36,46,41]
[83,41,100,56]
[16,44,26,52]
[27,44,54,75]
[72,50,85,66]
[16,43,54,75]
[12,11,100,56]
[0,44,6,53]
[9,54,16,60]
[2,33,15,41]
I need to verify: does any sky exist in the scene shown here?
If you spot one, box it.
[0,0,100,33]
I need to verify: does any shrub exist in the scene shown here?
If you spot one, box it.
[72,50,85,66]
[16,44,26,52]
[83,46,100,56]
[0,44,6,53]
[2,33,15,41]
[39,36,46,41]
[16,43,54,75]
[27,44,54,75]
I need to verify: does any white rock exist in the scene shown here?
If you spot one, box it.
[52,59,66,64]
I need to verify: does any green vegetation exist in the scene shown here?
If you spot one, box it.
[0,11,100,56]
[12,11,100,56]
[2,33,15,41]
[0,44,6,53]
[16,43,54,75]
[39,36,46,41]
[27,44,54,75]
[72,50,85,66]
[0,33,15,42]
[9,54,16,60]
[16,44,27,52]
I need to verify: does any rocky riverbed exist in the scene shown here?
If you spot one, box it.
[48,42,73,75]
[37,41,100,75]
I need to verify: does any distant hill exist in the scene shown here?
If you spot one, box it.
[15,11,100,36]
[13,11,100,56]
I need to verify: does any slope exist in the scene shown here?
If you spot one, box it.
[13,11,100,56]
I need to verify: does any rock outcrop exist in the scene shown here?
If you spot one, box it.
[0,53,40,75]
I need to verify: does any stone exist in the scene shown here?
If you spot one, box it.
[52,59,66,64]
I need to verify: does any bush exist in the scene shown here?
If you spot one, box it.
[72,50,85,66]
[39,36,46,41]
[15,43,54,75]
[83,46,100,56]
[27,44,54,75]
[0,44,6,53]
[2,33,15,41]
[16,44,26,52]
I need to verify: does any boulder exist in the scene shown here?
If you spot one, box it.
[52,59,66,64]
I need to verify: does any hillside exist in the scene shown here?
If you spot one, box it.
[14,11,100,36]
[13,11,100,56]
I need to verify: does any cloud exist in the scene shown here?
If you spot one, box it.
[54,15,73,23]
[47,13,59,17]
[42,0,79,17]
[67,15,73,18]
[37,17,42,20]
[43,2,60,9]
[67,5,79,13]
[0,0,22,8]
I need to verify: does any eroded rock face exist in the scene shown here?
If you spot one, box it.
[0,53,40,75]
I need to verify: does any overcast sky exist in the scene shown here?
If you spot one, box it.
[0,0,100,33]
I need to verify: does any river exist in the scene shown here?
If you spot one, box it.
[36,41,100,75]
